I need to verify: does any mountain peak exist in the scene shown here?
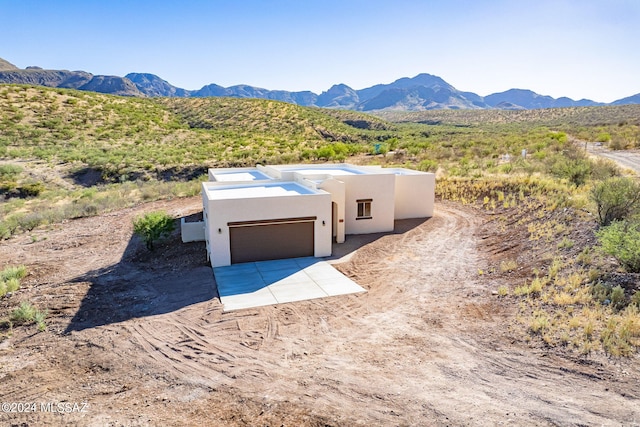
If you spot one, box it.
[125,73,191,97]
[0,57,19,71]
[404,73,450,88]
[0,56,635,110]
[317,84,358,108]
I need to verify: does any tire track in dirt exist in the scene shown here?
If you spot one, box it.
[3,197,640,425]
[128,201,640,425]
[122,202,496,424]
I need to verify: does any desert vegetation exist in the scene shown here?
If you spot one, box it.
[0,264,26,298]
[133,210,176,250]
[2,83,640,357]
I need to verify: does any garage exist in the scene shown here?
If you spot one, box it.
[228,217,315,264]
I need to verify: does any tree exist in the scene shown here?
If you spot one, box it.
[590,177,640,226]
[133,211,175,250]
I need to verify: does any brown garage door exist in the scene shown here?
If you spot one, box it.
[228,217,315,264]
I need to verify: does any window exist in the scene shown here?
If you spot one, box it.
[356,199,372,220]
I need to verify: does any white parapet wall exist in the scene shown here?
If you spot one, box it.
[393,171,435,219]
[181,218,206,243]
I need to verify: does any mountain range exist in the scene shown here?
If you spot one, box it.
[1,57,638,111]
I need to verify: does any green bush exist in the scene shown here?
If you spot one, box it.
[590,177,640,226]
[133,211,175,250]
[548,155,591,186]
[10,301,37,324]
[0,265,27,298]
[0,164,23,178]
[18,182,45,197]
[418,159,438,172]
[0,265,27,282]
[0,217,19,240]
[596,220,640,272]
[610,285,626,311]
[315,145,336,160]
[596,132,612,143]
[590,158,620,180]
[9,301,47,331]
[4,278,20,293]
[17,212,44,231]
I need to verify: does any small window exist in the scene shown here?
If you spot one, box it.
[356,199,372,220]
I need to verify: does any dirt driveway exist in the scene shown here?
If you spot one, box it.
[1,197,639,426]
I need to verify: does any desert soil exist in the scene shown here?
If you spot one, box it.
[1,197,639,426]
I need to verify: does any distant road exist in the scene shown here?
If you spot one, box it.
[585,143,640,174]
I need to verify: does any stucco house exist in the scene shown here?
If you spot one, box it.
[185,163,435,267]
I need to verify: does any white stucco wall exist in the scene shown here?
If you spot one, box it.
[317,177,346,243]
[204,189,332,267]
[180,218,205,242]
[201,164,436,264]
[394,172,436,219]
[339,173,396,234]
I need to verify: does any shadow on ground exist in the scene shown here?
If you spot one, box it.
[64,217,429,332]
[64,217,215,333]
[327,217,430,261]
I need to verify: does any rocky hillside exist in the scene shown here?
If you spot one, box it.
[0,62,142,96]
[2,57,639,110]
[0,58,18,71]
[485,89,602,109]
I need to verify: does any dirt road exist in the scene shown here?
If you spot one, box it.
[586,142,640,174]
[1,198,639,425]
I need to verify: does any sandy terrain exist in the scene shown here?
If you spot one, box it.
[1,197,639,426]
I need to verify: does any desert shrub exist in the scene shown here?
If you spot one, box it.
[18,182,45,197]
[418,159,438,172]
[0,265,27,298]
[0,265,27,282]
[0,216,19,240]
[17,212,45,231]
[590,158,620,180]
[596,132,612,143]
[590,177,640,226]
[609,138,627,150]
[315,145,336,160]
[9,301,47,331]
[133,210,175,250]
[548,155,591,186]
[10,301,37,324]
[4,278,20,293]
[34,309,47,331]
[592,282,612,305]
[596,220,640,272]
[557,237,575,250]
[0,164,23,178]
[500,259,518,272]
[632,291,640,308]
[0,222,11,240]
[610,285,626,311]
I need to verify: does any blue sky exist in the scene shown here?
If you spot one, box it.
[2,0,639,102]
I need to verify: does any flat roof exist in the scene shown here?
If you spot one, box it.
[294,168,362,176]
[205,182,320,200]
[386,168,426,176]
[274,165,367,176]
[211,169,271,182]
